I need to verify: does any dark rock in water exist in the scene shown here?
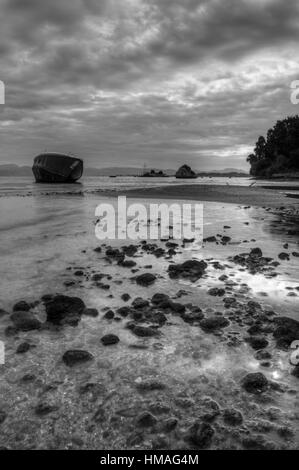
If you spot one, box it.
[16,342,32,354]
[151,293,170,305]
[185,421,214,448]
[241,372,268,394]
[201,398,220,421]
[199,316,229,332]
[255,350,272,361]
[163,417,178,432]
[0,308,9,318]
[117,306,131,317]
[136,273,157,286]
[101,334,120,345]
[292,251,299,257]
[45,295,85,326]
[136,411,158,428]
[208,287,225,297]
[168,259,207,281]
[5,325,18,337]
[246,336,269,350]
[35,402,59,416]
[62,350,93,367]
[83,308,99,317]
[273,316,299,349]
[291,365,299,378]
[94,246,102,253]
[10,311,41,332]
[0,410,7,424]
[132,297,149,309]
[223,408,243,426]
[204,236,217,243]
[181,309,204,324]
[103,310,114,320]
[121,293,131,302]
[13,300,31,312]
[278,252,290,261]
[74,270,84,276]
[136,379,166,392]
[250,247,263,258]
[118,259,137,268]
[130,325,158,337]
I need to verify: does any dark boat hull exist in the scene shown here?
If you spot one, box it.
[32,153,83,183]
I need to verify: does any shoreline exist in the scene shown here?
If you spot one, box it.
[116,184,299,208]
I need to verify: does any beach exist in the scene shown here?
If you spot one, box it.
[0,177,299,450]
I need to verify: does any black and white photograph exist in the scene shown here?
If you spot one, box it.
[0,0,298,456]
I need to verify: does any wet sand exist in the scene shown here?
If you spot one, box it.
[120,184,299,208]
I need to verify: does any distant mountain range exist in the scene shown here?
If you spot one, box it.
[0,164,248,177]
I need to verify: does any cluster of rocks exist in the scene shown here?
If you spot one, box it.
[229,247,279,275]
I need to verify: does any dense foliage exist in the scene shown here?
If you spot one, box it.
[247,115,299,177]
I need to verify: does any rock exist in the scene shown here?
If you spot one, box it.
[16,342,32,354]
[10,311,41,332]
[101,334,120,345]
[201,398,220,421]
[130,325,158,337]
[13,300,31,312]
[45,295,85,326]
[103,310,114,320]
[132,297,149,309]
[168,260,207,281]
[118,259,137,268]
[185,421,214,448]
[35,402,59,416]
[181,310,204,323]
[246,336,269,350]
[62,350,93,367]
[292,251,299,257]
[162,417,178,432]
[199,316,229,332]
[0,308,9,318]
[241,372,268,394]
[136,273,157,286]
[175,164,197,179]
[291,365,299,378]
[121,293,131,302]
[278,252,289,261]
[94,246,102,253]
[0,410,7,424]
[223,408,243,426]
[250,247,263,258]
[273,316,299,349]
[208,287,225,297]
[136,411,158,428]
[204,236,217,243]
[255,350,272,361]
[148,402,171,415]
[151,293,170,305]
[83,308,99,317]
[136,379,166,392]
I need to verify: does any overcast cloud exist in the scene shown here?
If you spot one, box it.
[0,0,299,170]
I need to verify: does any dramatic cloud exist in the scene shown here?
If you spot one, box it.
[0,0,299,170]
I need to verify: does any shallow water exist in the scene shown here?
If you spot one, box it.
[0,192,298,449]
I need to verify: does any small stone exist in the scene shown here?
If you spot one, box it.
[103,310,114,320]
[246,336,269,350]
[16,342,31,354]
[223,408,243,426]
[0,410,7,424]
[121,293,131,302]
[62,350,93,367]
[132,297,149,309]
[136,273,157,286]
[136,411,158,428]
[199,316,229,332]
[241,372,268,394]
[10,311,41,331]
[13,301,31,312]
[83,308,99,317]
[35,402,58,416]
[185,421,214,448]
[101,334,120,345]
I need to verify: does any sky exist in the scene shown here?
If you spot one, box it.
[0,0,299,171]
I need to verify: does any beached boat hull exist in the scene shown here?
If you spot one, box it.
[32,153,83,183]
